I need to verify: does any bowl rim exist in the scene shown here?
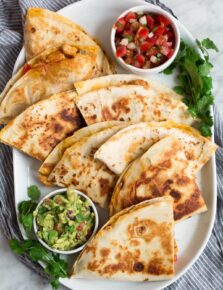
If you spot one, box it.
[33,188,99,255]
[110,3,180,74]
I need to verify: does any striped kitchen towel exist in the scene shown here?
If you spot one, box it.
[0,0,222,289]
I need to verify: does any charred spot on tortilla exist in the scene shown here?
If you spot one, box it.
[100,248,110,257]
[99,177,113,197]
[133,262,144,272]
[174,185,203,221]
[169,189,181,200]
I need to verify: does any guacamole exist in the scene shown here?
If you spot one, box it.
[34,189,95,251]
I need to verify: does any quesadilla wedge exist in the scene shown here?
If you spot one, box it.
[0,91,83,161]
[0,43,112,124]
[72,196,175,281]
[95,121,217,175]
[38,121,125,184]
[76,84,193,126]
[74,74,150,95]
[49,123,130,207]
[24,7,113,71]
[110,136,207,221]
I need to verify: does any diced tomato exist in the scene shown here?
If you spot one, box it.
[167,41,173,47]
[148,36,157,47]
[135,54,145,65]
[158,15,171,26]
[161,45,170,56]
[146,15,154,29]
[23,63,31,74]
[132,60,141,68]
[140,42,150,52]
[147,46,158,57]
[116,45,127,57]
[166,30,174,41]
[124,22,131,30]
[138,28,149,39]
[140,40,155,52]
[167,49,174,59]
[77,222,85,232]
[155,26,165,36]
[115,18,126,33]
[156,35,166,46]
[174,254,177,262]
[125,12,137,22]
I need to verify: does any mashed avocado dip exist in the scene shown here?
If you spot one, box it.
[34,189,95,251]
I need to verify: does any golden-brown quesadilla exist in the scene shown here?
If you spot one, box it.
[0,91,83,161]
[76,83,193,126]
[38,121,125,184]
[110,136,207,221]
[95,121,217,175]
[24,7,112,69]
[73,74,150,95]
[72,196,175,281]
[48,123,130,207]
[0,44,112,124]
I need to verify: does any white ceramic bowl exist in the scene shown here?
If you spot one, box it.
[110,4,180,74]
[33,188,99,255]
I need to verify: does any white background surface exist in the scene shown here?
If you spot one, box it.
[0,0,222,290]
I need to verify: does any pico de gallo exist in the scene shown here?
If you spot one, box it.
[114,11,176,69]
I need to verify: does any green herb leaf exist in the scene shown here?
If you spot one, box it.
[199,122,212,137]
[18,200,37,235]
[173,86,184,94]
[9,239,68,290]
[20,213,34,233]
[162,63,176,75]
[9,239,25,255]
[201,38,219,52]
[27,185,41,200]
[163,38,217,136]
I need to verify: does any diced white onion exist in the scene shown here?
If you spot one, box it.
[129,18,136,23]
[164,35,168,41]
[136,46,141,54]
[127,42,136,50]
[120,38,129,46]
[139,16,147,25]
[150,55,158,63]
[148,32,154,38]
[167,42,173,47]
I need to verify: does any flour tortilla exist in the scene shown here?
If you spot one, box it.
[110,136,207,222]
[95,121,217,175]
[0,91,83,161]
[49,123,130,207]
[24,7,114,75]
[38,121,125,183]
[0,44,113,124]
[76,84,193,126]
[74,74,150,95]
[72,196,174,281]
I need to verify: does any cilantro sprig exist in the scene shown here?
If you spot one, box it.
[163,38,219,137]
[9,239,68,289]
[10,185,68,290]
[18,185,40,235]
